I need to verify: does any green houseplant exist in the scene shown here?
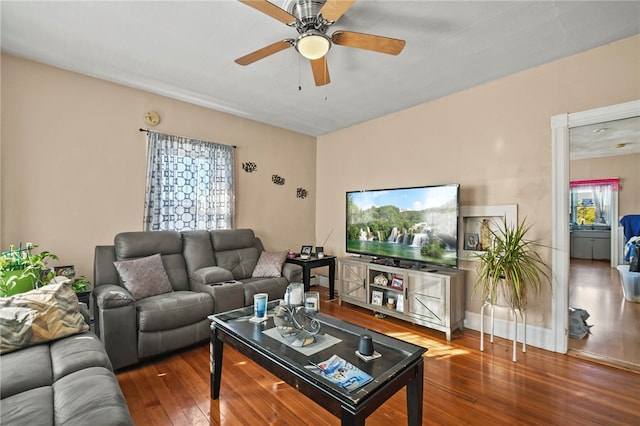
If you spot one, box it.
[71,275,92,304]
[474,217,551,312]
[0,243,58,297]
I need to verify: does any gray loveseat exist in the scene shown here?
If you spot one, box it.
[0,331,133,425]
[93,229,301,369]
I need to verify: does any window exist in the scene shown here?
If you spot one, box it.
[569,178,619,228]
[143,131,234,231]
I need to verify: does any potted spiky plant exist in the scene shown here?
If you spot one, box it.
[474,217,551,312]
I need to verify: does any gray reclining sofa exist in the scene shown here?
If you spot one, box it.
[93,229,301,370]
[0,331,133,426]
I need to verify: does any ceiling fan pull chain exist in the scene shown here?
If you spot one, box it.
[298,55,303,91]
[324,64,328,101]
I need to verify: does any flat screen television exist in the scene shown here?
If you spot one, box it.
[346,184,460,268]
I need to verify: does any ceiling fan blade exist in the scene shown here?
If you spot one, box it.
[310,56,330,86]
[238,0,297,25]
[235,40,292,66]
[332,30,406,55]
[320,0,356,23]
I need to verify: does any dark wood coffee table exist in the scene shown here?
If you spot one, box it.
[209,301,427,426]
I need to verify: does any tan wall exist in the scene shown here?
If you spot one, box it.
[316,35,640,327]
[1,54,316,279]
[570,153,640,217]
[2,34,639,329]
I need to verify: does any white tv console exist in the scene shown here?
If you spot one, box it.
[338,256,465,341]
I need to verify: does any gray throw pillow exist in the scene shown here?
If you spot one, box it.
[113,253,173,301]
[252,251,287,278]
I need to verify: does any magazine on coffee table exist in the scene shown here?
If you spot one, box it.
[306,354,373,392]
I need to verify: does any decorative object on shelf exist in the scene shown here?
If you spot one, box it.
[396,294,404,312]
[474,217,551,312]
[371,290,383,306]
[390,276,403,290]
[373,274,388,286]
[315,246,324,259]
[242,162,257,173]
[296,187,308,199]
[300,245,312,259]
[54,265,75,279]
[144,111,160,126]
[464,233,480,251]
[284,282,305,306]
[273,304,321,347]
[386,297,396,309]
[272,174,285,185]
[480,219,491,250]
[0,242,58,297]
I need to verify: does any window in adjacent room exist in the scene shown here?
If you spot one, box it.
[569,178,619,228]
[143,131,235,231]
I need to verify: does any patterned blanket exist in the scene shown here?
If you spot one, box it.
[0,282,89,354]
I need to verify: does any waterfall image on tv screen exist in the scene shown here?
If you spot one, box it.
[346,184,459,267]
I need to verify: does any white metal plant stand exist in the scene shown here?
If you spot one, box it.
[480,300,526,362]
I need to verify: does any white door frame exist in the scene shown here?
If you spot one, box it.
[550,99,640,354]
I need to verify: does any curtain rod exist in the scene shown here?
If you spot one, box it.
[138,128,236,149]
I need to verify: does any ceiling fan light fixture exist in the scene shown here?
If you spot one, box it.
[296,31,331,60]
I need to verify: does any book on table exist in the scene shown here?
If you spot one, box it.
[307,354,373,392]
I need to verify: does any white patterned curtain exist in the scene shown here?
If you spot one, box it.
[143,131,235,231]
[569,178,619,226]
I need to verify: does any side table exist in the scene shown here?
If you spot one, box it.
[285,255,336,300]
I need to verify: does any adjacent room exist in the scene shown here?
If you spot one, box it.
[2,1,639,425]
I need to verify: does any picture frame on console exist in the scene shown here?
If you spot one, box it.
[371,290,383,306]
[391,277,404,290]
[300,245,312,259]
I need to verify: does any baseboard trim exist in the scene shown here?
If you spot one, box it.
[567,349,640,373]
[464,311,556,352]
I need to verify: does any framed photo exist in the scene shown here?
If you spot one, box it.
[371,290,384,306]
[315,246,323,255]
[464,233,480,251]
[300,245,312,258]
[391,276,404,290]
[396,294,404,312]
[54,265,75,278]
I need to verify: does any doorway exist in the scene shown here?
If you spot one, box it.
[550,100,640,357]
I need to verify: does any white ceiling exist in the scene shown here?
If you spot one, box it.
[570,116,640,160]
[2,0,639,145]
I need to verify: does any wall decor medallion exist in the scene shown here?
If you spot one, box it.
[272,174,285,185]
[144,111,160,126]
[242,162,257,173]
[296,187,308,199]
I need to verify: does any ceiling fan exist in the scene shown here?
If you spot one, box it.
[235,0,406,86]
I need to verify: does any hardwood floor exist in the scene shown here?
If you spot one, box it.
[117,288,640,425]
[568,259,640,370]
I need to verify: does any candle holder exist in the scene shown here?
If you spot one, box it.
[273,304,321,347]
[305,291,320,312]
[284,282,305,306]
